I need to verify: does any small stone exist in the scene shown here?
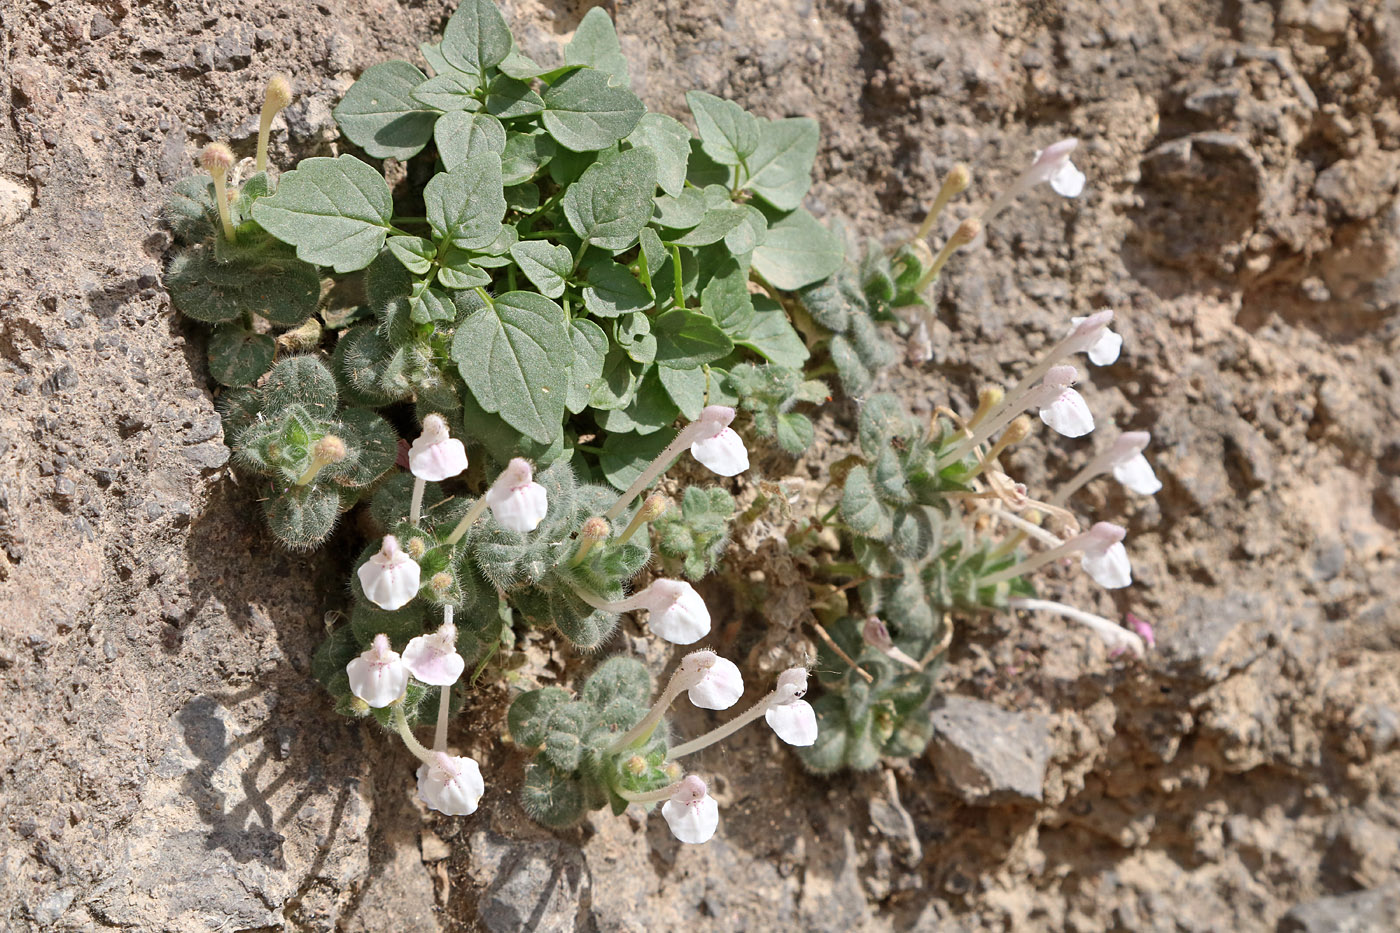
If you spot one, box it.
[90,13,116,38]
[53,476,76,499]
[1278,884,1400,933]
[420,830,451,861]
[182,442,230,469]
[927,696,1051,804]
[0,176,31,227]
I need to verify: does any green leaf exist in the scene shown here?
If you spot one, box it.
[725,203,768,255]
[508,240,572,299]
[420,41,450,76]
[566,318,608,414]
[751,207,844,290]
[589,343,641,411]
[208,327,275,387]
[625,113,690,197]
[658,364,706,419]
[686,139,735,189]
[600,427,672,491]
[434,111,506,172]
[251,154,392,273]
[386,235,435,274]
[742,117,819,211]
[842,465,893,538]
[564,7,630,87]
[508,688,572,747]
[652,188,707,231]
[436,249,492,290]
[541,67,646,152]
[166,242,321,326]
[441,0,512,80]
[409,285,458,322]
[599,368,678,435]
[500,131,557,185]
[776,412,814,455]
[582,262,653,317]
[699,260,755,336]
[562,146,657,250]
[653,308,733,368]
[487,75,545,118]
[411,69,484,111]
[738,299,809,368]
[666,206,747,247]
[613,312,656,364]
[334,62,437,161]
[424,152,507,250]
[686,91,760,166]
[451,291,572,444]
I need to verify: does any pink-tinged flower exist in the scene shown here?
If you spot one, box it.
[1070,314,1122,366]
[1077,522,1132,589]
[689,406,749,477]
[1029,139,1085,198]
[1126,613,1156,649]
[346,634,409,708]
[627,579,712,644]
[765,668,818,746]
[408,414,468,482]
[1104,433,1162,496]
[402,620,466,686]
[357,535,421,611]
[661,775,719,844]
[685,652,744,710]
[416,751,485,816]
[484,458,548,533]
[1037,365,1095,438]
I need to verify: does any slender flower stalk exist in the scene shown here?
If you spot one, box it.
[434,606,454,752]
[617,779,686,805]
[1002,310,1114,410]
[201,142,237,243]
[616,494,667,546]
[965,416,1032,481]
[862,617,922,671]
[444,496,490,546]
[915,218,982,292]
[255,74,293,174]
[607,651,715,753]
[668,667,814,758]
[938,369,1077,468]
[603,407,745,522]
[911,163,971,244]
[392,701,434,765]
[296,435,346,486]
[978,137,1086,232]
[1009,597,1146,658]
[1050,431,1155,507]
[983,521,1131,589]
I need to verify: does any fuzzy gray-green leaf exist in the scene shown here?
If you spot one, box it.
[562,146,657,250]
[541,67,646,152]
[334,61,437,160]
[251,154,393,273]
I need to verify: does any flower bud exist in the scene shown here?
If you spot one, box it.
[409,414,468,482]
[862,617,894,651]
[1126,613,1156,649]
[661,775,719,844]
[485,458,548,533]
[313,435,347,464]
[1000,416,1033,447]
[264,74,294,113]
[625,755,648,776]
[402,621,466,686]
[357,536,421,611]
[430,572,454,597]
[949,218,981,248]
[406,536,427,560]
[639,494,668,522]
[581,516,610,541]
[944,163,970,196]
[346,633,409,708]
[416,751,485,816]
[200,142,235,177]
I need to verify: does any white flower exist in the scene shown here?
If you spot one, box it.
[764,668,818,746]
[689,405,749,477]
[416,752,485,816]
[660,775,719,844]
[484,458,548,532]
[357,535,421,611]
[408,414,468,482]
[1036,365,1095,438]
[402,621,465,687]
[1077,522,1132,589]
[685,653,744,710]
[1030,138,1085,198]
[1070,314,1121,366]
[345,634,409,708]
[1113,453,1161,495]
[626,579,712,644]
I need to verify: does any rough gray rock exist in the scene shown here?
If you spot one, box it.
[1278,884,1400,933]
[469,831,591,933]
[927,696,1052,804]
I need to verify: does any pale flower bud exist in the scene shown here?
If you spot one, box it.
[661,775,719,844]
[625,579,711,645]
[313,435,347,464]
[685,652,744,710]
[408,414,468,482]
[402,620,466,686]
[1075,522,1132,589]
[689,406,748,477]
[484,458,548,532]
[1070,313,1122,366]
[765,668,818,746]
[581,516,611,541]
[1126,613,1156,650]
[200,142,235,177]
[1029,138,1086,197]
[346,634,409,708]
[416,751,485,816]
[862,617,895,652]
[357,535,421,611]
[264,74,294,113]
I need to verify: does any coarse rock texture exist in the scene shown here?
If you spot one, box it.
[2,0,1399,931]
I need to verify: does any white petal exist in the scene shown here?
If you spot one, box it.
[765,699,818,746]
[1039,389,1096,437]
[402,634,465,687]
[1086,329,1122,366]
[648,585,711,645]
[687,656,744,710]
[489,482,549,533]
[409,438,468,482]
[1082,541,1132,589]
[690,428,749,477]
[357,553,421,611]
[661,794,719,844]
[417,754,484,816]
[346,647,408,708]
[1112,453,1162,495]
[1049,160,1085,198]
